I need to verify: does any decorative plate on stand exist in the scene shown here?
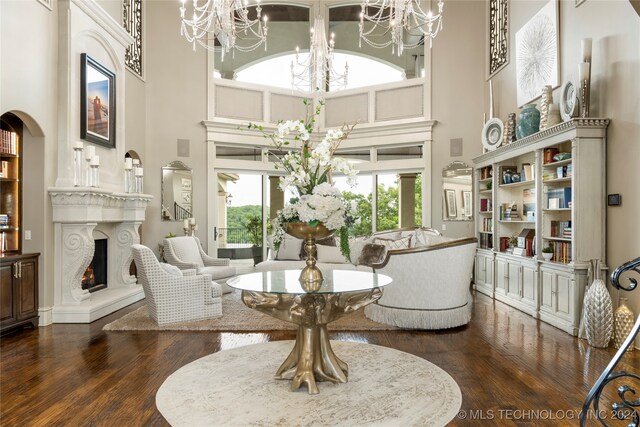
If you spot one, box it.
[560,81,578,121]
[481,118,504,151]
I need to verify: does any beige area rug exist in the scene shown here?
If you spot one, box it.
[156,341,462,426]
[103,292,398,331]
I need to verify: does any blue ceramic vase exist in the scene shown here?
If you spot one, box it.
[516,104,541,139]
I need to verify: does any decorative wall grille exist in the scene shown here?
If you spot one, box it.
[488,0,508,77]
[123,0,143,77]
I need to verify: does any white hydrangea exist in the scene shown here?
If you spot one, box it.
[312,182,341,197]
[295,194,346,229]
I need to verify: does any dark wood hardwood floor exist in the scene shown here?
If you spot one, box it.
[1,292,638,426]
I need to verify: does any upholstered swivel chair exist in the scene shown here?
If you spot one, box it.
[163,236,236,293]
[131,244,222,325]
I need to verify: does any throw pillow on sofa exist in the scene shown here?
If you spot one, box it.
[275,234,304,260]
[358,243,387,266]
[348,236,373,265]
[316,244,349,264]
[423,234,453,246]
[374,235,411,250]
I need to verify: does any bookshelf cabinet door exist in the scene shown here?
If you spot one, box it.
[495,259,507,295]
[507,262,521,300]
[540,271,554,313]
[475,255,485,286]
[485,257,494,287]
[521,264,537,306]
[555,274,573,321]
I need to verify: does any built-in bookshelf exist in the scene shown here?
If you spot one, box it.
[476,166,493,250]
[0,113,22,254]
[472,118,609,335]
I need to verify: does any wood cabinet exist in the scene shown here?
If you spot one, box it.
[472,118,608,335]
[0,253,39,333]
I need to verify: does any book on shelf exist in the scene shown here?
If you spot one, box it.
[550,220,572,238]
[547,188,572,209]
[550,241,572,263]
[499,203,521,220]
[482,218,493,232]
[480,198,490,212]
[521,163,535,182]
[479,233,493,249]
[1,130,17,155]
[523,188,536,217]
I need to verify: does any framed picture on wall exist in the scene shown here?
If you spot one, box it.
[463,191,473,217]
[445,189,457,218]
[80,53,116,148]
[515,0,559,106]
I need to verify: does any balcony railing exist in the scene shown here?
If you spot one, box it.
[217,227,253,247]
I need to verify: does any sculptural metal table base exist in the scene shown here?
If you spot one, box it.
[241,288,382,394]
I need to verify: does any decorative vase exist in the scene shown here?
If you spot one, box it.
[613,297,635,352]
[286,222,334,291]
[542,252,553,261]
[516,104,541,140]
[547,104,562,128]
[539,85,553,130]
[505,113,517,144]
[583,259,613,348]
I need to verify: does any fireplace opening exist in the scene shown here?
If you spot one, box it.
[82,239,107,293]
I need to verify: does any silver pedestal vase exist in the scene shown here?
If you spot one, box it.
[583,259,613,348]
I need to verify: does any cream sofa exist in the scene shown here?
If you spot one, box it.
[255,228,477,330]
[364,236,478,330]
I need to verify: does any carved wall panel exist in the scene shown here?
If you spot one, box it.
[488,0,509,78]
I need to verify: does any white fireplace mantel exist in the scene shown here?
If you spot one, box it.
[49,188,152,323]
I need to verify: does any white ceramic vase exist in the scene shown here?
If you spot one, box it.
[583,259,613,348]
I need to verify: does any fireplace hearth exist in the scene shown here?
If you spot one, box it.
[82,239,107,293]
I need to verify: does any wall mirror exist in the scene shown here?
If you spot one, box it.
[442,161,473,221]
[161,161,193,221]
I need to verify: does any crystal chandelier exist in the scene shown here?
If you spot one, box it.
[291,16,348,92]
[179,0,269,61]
[359,0,444,55]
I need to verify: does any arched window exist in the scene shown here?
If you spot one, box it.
[234,52,404,91]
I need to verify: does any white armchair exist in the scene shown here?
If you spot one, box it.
[131,244,222,325]
[163,236,237,294]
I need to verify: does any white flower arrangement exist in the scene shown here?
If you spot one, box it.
[248,101,358,259]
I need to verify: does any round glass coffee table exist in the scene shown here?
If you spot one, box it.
[227,269,392,394]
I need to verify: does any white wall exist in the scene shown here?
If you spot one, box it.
[431,0,486,237]
[143,0,208,253]
[488,0,640,346]
[0,0,59,320]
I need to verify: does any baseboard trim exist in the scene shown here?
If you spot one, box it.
[38,307,53,326]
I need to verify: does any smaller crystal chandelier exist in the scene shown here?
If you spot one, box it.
[359,0,445,55]
[291,16,348,92]
[179,0,269,61]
